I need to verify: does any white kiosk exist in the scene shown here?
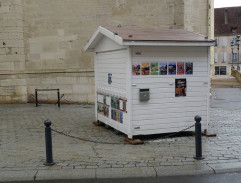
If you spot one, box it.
[85,26,215,139]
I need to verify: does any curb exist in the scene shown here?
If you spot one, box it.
[1,162,241,182]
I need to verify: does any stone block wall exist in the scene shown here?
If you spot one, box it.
[26,72,94,104]
[0,0,26,103]
[0,0,214,104]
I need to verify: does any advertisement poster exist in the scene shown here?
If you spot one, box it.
[159,62,167,75]
[132,63,140,75]
[141,63,150,75]
[150,62,159,75]
[175,78,187,97]
[185,62,193,75]
[168,62,176,75]
[177,62,184,75]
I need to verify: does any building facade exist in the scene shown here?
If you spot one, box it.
[214,6,241,77]
[0,0,214,103]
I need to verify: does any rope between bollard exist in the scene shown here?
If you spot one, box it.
[145,124,195,143]
[51,124,195,145]
[52,129,124,145]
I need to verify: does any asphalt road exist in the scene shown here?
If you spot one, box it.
[19,172,241,183]
[211,88,241,109]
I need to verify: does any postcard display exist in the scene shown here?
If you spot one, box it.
[97,90,127,127]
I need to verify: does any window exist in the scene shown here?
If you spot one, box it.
[215,66,226,75]
[222,38,227,47]
[231,53,238,63]
[214,53,218,63]
[222,52,227,62]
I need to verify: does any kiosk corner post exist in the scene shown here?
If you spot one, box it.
[194,115,204,160]
[57,89,60,107]
[44,119,55,166]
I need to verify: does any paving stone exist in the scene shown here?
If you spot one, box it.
[0,97,241,175]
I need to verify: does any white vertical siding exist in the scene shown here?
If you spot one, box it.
[95,41,129,134]
[96,49,127,92]
[130,46,209,136]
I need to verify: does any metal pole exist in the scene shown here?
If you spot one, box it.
[44,119,55,166]
[35,89,38,107]
[236,35,240,71]
[231,40,234,69]
[57,89,60,107]
[194,115,204,160]
[237,44,240,71]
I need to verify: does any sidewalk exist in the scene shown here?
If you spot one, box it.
[1,88,241,182]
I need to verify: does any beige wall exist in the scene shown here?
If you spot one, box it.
[214,35,236,77]
[0,0,26,103]
[0,0,213,103]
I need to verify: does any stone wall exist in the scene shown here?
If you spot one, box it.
[0,0,214,103]
[0,0,26,103]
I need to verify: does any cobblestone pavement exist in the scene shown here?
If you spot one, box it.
[0,88,241,172]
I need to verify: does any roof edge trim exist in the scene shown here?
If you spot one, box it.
[85,26,123,52]
[123,41,215,47]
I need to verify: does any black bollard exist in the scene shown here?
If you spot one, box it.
[57,89,60,107]
[35,89,38,107]
[44,119,55,166]
[194,115,204,160]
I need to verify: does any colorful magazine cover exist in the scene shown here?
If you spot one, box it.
[150,62,159,75]
[185,62,193,75]
[177,62,184,75]
[132,63,141,75]
[111,109,114,119]
[116,110,120,122]
[112,109,116,120]
[97,103,104,115]
[120,111,123,124]
[141,63,150,75]
[175,78,187,97]
[159,62,167,75]
[111,96,118,109]
[123,100,127,112]
[104,105,109,117]
[168,62,176,75]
